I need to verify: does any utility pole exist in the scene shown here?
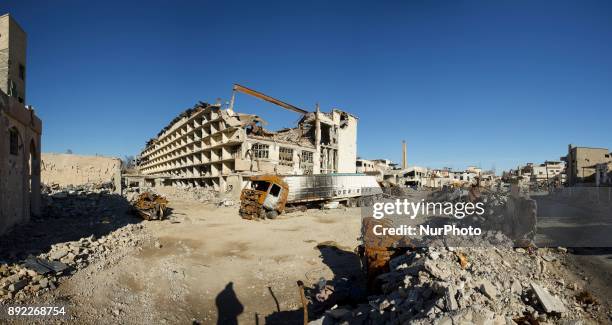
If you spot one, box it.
[402,140,407,170]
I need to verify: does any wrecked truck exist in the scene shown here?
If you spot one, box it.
[239,174,383,220]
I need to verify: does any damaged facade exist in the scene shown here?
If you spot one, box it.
[0,14,42,235]
[137,86,357,192]
[562,145,612,186]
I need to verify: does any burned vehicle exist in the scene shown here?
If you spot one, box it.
[239,174,383,220]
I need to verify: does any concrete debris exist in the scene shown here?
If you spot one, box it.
[217,198,235,207]
[23,256,68,274]
[156,186,217,203]
[479,279,497,300]
[307,241,594,324]
[0,222,148,302]
[382,185,416,197]
[0,183,151,303]
[131,192,169,220]
[530,282,567,314]
[41,181,116,196]
[443,285,458,311]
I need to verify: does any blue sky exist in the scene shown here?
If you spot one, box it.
[3,0,612,172]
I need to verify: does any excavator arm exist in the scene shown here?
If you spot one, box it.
[229,84,308,115]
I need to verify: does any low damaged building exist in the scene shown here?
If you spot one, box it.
[137,84,357,192]
[562,145,612,186]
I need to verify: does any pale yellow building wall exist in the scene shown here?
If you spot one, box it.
[41,153,122,192]
[0,14,27,103]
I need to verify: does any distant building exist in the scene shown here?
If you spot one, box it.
[0,13,42,235]
[562,145,612,186]
[382,166,425,187]
[466,166,482,174]
[531,161,565,183]
[356,158,393,181]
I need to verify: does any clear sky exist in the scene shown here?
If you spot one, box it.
[3,0,612,172]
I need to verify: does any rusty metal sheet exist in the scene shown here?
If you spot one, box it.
[239,189,264,220]
[133,192,168,220]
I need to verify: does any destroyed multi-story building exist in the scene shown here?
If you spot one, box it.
[562,145,612,186]
[0,13,42,235]
[137,85,357,192]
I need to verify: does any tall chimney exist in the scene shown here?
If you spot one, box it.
[402,140,407,169]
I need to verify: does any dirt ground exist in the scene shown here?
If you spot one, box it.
[25,198,365,324]
[4,191,611,324]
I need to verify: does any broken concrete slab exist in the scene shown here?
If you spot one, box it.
[479,280,497,300]
[443,286,458,311]
[49,248,69,261]
[23,256,69,275]
[530,282,567,314]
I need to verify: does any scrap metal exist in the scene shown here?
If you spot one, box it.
[132,192,169,220]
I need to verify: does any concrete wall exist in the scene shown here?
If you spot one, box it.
[335,110,358,173]
[41,153,121,193]
[0,92,41,235]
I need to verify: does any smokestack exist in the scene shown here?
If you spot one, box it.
[402,140,407,169]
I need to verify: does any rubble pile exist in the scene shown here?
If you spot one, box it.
[151,185,217,203]
[147,185,237,207]
[41,181,115,196]
[0,184,150,303]
[382,185,416,198]
[309,245,600,324]
[0,224,149,302]
[427,189,525,239]
[41,185,127,221]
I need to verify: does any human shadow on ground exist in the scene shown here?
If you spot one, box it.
[215,282,244,325]
[265,242,366,325]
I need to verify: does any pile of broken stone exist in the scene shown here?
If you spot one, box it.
[310,245,602,325]
[147,185,236,206]
[125,185,217,203]
[166,185,218,203]
[42,182,116,196]
[1,184,149,303]
[0,223,147,302]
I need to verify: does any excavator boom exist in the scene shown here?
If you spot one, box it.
[230,84,308,115]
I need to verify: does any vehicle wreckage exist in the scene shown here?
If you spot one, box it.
[132,192,169,220]
[239,173,383,220]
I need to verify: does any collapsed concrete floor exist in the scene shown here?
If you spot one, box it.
[0,188,610,324]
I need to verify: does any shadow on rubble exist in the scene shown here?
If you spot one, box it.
[0,192,141,264]
[265,243,366,325]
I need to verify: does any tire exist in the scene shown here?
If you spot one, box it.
[257,209,267,220]
[348,198,357,208]
[266,210,279,219]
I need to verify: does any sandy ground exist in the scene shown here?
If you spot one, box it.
[5,191,610,324]
[30,199,364,324]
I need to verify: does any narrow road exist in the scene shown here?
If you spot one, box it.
[535,195,612,307]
